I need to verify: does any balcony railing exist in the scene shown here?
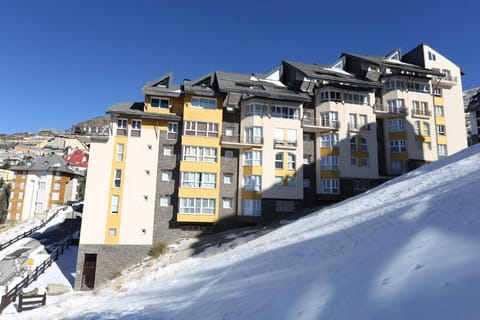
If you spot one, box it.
[348,124,370,131]
[374,104,408,115]
[302,118,340,129]
[433,75,457,83]
[411,109,432,117]
[244,136,264,144]
[274,139,297,148]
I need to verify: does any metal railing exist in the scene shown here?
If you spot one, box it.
[0,208,62,251]
[0,237,77,313]
[411,109,432,117]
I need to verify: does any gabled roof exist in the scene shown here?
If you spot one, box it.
[215,70,310,102]
[184,72,216,96]
[64,149,89,168]
[10,154,78,175]
[106,102,182,121]
[283,60,382,89]
[142,73,182,98]
[342,52,441,76]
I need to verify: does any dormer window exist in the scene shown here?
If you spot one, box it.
[151,98,169,109]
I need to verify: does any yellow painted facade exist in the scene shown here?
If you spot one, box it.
[320,147,339,156]
[390,153,409,161]
[319,171,340,179]
[104,129,128,244]
[388,132,407,140]
[177,94,223,223]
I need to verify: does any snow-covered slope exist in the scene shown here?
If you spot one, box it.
[7,145,480,320]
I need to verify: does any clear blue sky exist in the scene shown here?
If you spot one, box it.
[1,0,478,134]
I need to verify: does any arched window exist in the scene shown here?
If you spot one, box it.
[360,137,367,151]
[350,136,357,151]
[288,153,296,170]
[275,153,283,169]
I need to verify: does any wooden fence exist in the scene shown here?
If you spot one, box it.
[0,207,62,251]
[18,292,47,312]
[0,237,76,313]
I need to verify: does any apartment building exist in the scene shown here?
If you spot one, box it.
[7,154,80,221]
[466,89,480,144]
[75,44,467,289]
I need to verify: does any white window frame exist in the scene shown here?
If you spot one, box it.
[225,127,234,137]
[438,144,448,156]
[244,175,261,191]
[287,153,296,170]
[390,140,406,153]
[320,133,339,147]
[244,150,262,166]
[151,97,169,109]
[344,92,369,105]
[131,120,141,137]
[242,199,261,216]
[182,146,217,163]
[116,143,125,162]
[320,179,340,194]
[167,123,178,140]
[161,171,172,181]
[387,99,406,113]
[245,126,263,144]
[160,196,170,207]
[114,169,122,188]
[117,119,128,136]
[274,176,283,185]
[222,198,232,209]
[163,145,174,156]
[423,122,430,136]
[184,121,219,137]
[320,156,338,170]
[223,174,233,184]
[181,172,216,189]
[245,103,268,116]
[275,152,283,169]
[271,105,300,119]
[111,195,119,213]
[436,125,446,135]
[179,198,216,215]
[191,97,217,110]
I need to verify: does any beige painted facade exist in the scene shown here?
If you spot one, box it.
[79,138,112,244]
[422,44,467,156]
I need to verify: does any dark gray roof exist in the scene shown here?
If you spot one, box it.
[283,60,382,89]
[215,70,311,102]
[184,72,217,96]
[106,102,182,121]
[10,154,78,175]
[342,52,442,76]
[142,73,182,98]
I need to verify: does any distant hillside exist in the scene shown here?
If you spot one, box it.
[72,116,109,128]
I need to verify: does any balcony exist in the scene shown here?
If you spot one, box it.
[432,75,457,88]
[220,135,264,149]
[302,118,341,132]
[348,123,371,132]
[374,104,408,117]
[274,139,297,149]
[411,109,432,118]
